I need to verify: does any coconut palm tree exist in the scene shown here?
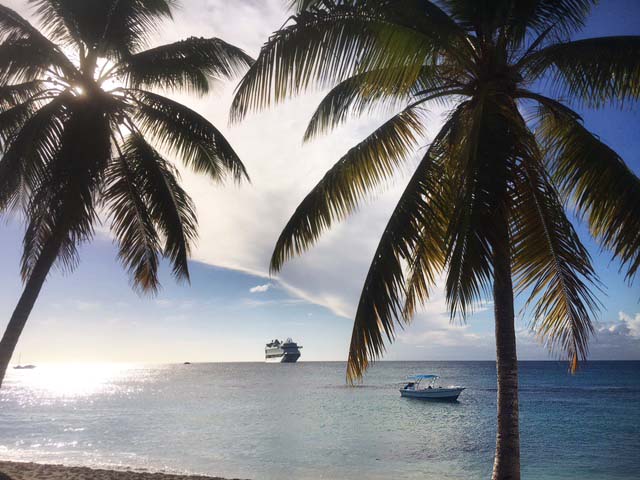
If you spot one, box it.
[0,0,252,387]
[230,1,640,478]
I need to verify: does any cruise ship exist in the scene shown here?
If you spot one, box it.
[265,338,302,363]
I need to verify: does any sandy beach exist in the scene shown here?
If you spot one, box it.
[0,462,246,480]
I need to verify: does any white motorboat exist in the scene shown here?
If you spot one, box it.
[400,374,464,401]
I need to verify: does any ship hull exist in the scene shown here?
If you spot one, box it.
[265,352,300,363]
[265,338,302,363]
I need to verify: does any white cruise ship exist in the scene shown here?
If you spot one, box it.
[265,338,302,363]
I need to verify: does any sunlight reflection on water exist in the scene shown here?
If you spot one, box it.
[6,363,147,402]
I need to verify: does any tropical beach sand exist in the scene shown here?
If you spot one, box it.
[0,462,245,480]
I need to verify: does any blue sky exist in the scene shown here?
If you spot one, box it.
[0,0,639,364]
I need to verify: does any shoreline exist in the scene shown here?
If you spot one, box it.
[0,461,247,480]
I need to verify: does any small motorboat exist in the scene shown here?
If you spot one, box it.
[400,374,464,401]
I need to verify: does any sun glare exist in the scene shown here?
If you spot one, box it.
[10,363,136,399]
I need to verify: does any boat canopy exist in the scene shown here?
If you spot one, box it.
[407,374,439,380]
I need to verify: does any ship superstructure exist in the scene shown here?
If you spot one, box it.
[265,338,302,363]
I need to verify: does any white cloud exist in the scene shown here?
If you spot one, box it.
[249,283,272,293]
[617,311,640,337]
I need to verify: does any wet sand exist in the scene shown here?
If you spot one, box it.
[0,462,247,480]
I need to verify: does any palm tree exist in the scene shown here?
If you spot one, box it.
[230,1,640,478]
[0,0,252,387]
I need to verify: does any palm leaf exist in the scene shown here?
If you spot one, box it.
[304,64,464,141]
[445,0,594,42]
[0,81,48,109]
[116,37,253,95]
[534,99,640,280]
[30,0,176,59]
[511,128,599,372]
[444,94,519,318]
[230,3,443,122]
[120,134,197,282]
[0,4,76,77]
[130,89,248,182]
[345,108,462,382]
[22,98,111,278]
[104,145,162,293]
[0,95,69,213]
[523,36,640,107]
[270,105,425,273]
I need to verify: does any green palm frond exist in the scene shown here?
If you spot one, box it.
[345,109,462,382]
[523,36,640,107]
[230,3,441,122]
[104,144,162,293]
[270,106,425,273]
[511,133,599,373]
[304,64,464,141]
[117,37,253,95]
[534,100,640,280]
[130,89,248,182]
[120,134,197,282]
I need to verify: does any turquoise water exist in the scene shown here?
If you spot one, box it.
[0,361,638,479]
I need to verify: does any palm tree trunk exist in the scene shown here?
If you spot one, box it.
[491,226,520,480]
[0,238,61,388]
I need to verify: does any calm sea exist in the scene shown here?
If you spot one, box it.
[0,361,638,479]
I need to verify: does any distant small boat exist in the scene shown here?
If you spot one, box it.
[13,354,36,370]
[400,374,464,401]
[183,362,191,365]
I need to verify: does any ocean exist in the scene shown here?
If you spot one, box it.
[0,361,638,479]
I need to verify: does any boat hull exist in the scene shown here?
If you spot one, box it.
[265,352,301,363]
[400,387,464,401]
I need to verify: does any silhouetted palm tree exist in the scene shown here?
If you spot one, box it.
[0,0,252,386]
[231,1,640,478]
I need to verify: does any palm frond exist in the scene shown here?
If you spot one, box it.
[506,0,595,47]
[0,81,48,109]
[22,98,111,278]
[270,106,425,273]
[304,63,464,141]
[534,99,640,280]
[345,108,461,382]
[444,0,594,41]
[0,4,77,81]
[230,3,442,122]
[130,89,248,182]
[0,96,69,213]
[523,36,640,108]
[104,145,162,293]
[31,0,176,59]
[511,129,599,373]
[444,94,519,319]
[116,37,253,95]
[120,134,197,282]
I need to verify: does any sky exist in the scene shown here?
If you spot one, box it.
[0,0,639,364]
